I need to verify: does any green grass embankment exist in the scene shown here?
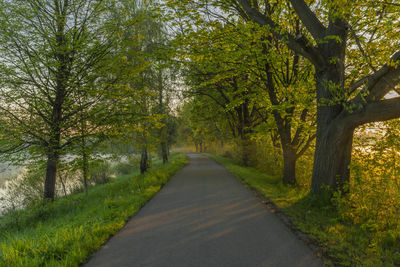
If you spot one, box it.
[0,153,188,267]
[206,153,399,267]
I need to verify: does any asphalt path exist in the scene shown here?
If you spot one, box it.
[84,153,324,267]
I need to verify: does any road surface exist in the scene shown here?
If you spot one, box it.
[84,153,324,267]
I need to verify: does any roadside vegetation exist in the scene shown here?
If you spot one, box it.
[0,153,187,267]
[206,153,400,266]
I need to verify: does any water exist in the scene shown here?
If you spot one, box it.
[0,153,131,216]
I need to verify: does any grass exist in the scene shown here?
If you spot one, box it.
[205,153,400,267]
[0,153,188,267]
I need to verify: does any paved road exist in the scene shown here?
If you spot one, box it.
[84,154,324,267]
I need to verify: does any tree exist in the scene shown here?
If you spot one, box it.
[232,0,400,193]
[258,37,316,185]
[167,4,316,181]
[174,21,266,165]
[0,0,122,200]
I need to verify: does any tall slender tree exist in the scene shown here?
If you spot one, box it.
[0,0,121,200]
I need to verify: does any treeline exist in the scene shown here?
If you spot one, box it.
[0,0,178,203]
[167,0,400,196]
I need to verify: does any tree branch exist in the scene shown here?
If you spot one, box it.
[235,0,324,68]
[288,0,326,40]
[346,97,400,126]
[297,133,316,157]
[351,51,400,105]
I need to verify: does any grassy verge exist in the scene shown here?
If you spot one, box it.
[0,153,188,267]
[206,153,399,267]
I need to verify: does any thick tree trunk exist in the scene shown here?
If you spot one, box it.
[140,146,149,174]
[311,68,353,194]
[44,149,59,200]
[282,148,297,185]
[311,121,354,193]
[195,143,199,152]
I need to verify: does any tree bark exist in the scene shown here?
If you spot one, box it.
[140,146,149,174]
[311,120,354,193]
[240,137,252,166]
[43,87,63,200]
[311,67,351,193]
[282,147,297,185]
[161,141,168,164]
[157,69,168,164]
[44,148,59,200]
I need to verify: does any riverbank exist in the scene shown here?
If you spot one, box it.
[0,153,188,267]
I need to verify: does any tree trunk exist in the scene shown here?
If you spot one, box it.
[282,148,297,185]
[214,123,224,148]
[311,121,354,193]
[81,118,89,194]
[195,143,199,152]
[140,146,149,174]
[311,66,353,193]
[44,149,59,200]
[240,98,254,166]
[82,144,88,194]
[43,104,62,200]
[241,137,253,166]
[161,141,168,164]
[43,3,68,200]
